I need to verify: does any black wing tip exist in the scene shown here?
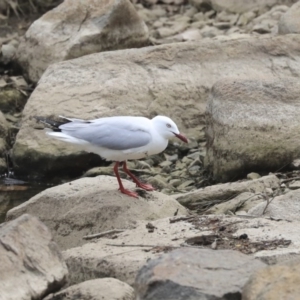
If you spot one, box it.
[33,115,70,132]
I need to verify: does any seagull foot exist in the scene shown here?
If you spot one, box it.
[136,183,155,191]
[119,188,139,198]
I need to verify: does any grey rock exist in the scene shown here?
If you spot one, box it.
[44,278,135,300]
[0,214,68,300]
[6,176,187,250]
[17,0,149,82]
[278,1,300,34]
[12,35,300,178]
[205,78,300,182]
[135,248,266,300]
[249,189,300,221]
[175,175,280,209]
[243,258,300,300]
[247,172,261,180]
[205,192,264,214]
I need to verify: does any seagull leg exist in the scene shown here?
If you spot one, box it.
[123,161,155,191]
[114,162,138,198]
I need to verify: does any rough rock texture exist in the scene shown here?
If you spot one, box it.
[63,215,300,287]
[205,78,300,182]
[6,176,187,250]
[248,189,300,221]
[210,0,298,13]
[0,110,9,173]
[44,278,135,300]
[278,1,300,34]
[12,34,300,178]
[205,191,264,214]
[175,174,280,209]
[0,214,68,300]
[17,0,149,82]
[135,248,265,300]
[242,258,300,300]
[63,217,199,286]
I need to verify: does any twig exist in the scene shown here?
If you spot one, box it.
[281,177,300,184]
[83,229,125,240]
[106,243,162,247]
[169,215,197,223]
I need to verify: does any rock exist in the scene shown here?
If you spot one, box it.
[0,214,68,300]
[17,0,149,83]
[247,172,261,180]
[189,0,212,12]
[6,176,187,250]
[12,34,300,178]
[211,0,297,13]
[288,180,300,190]
[64,214,300,287]
[44,278,135,300]
[248,5,289,34]
[278,1,300,34]
[1,43,16,64]
[175,174,280,209]
[63,217,199,286]
[135,248,265,300]
[205,192,264,214]
[0,86,27,113]
[242,258,300,300]
[205,78,300,182]
[248,189,300,221]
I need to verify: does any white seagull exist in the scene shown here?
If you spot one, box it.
[36,115,188,198]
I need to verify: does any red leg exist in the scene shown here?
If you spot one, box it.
[123,161,155,191]
[114,162,138,198]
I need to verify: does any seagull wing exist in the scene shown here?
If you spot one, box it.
[59,117,152,150]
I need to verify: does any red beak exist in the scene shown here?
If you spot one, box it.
[173,132,188,143]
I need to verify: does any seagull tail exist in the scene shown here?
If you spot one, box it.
[46,131,90,145]
[34,116,71,132]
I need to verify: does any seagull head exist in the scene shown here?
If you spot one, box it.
[152,116,188,143]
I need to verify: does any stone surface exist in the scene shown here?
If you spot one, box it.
[44,278,135,300]
[242,258,300,300]
[12,34,300,178]
[278,1,300,34]
[135,248,265,300]
[17,0,149,82]
[211,0,297,13]
[63,214,300,287]
[175,174,280,209]
[0,214,68,300]
[248,189,300,221]
[6,176,188,250]
[205,78,300,182]
[63,217,199,286]
[205,192,264,214]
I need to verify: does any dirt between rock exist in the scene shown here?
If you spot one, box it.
[185,216,292,255]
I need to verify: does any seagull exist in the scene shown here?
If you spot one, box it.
[35,115,188,198]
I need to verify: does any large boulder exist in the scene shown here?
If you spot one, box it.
[12,34,300,178]
[0,214,68,300]
[17,0,149,82]
[6,175,188,250]
[243,258,300,300]
[135,248,265,300]
[205,77,300,182]
[278,1,300,34]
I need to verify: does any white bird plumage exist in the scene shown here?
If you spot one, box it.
[39,115,188,198]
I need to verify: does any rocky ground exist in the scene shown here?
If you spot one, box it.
[1,0,300,299]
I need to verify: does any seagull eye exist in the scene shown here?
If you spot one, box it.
[166,123,171,128]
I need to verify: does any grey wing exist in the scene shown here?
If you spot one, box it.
[59,121,152,150]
